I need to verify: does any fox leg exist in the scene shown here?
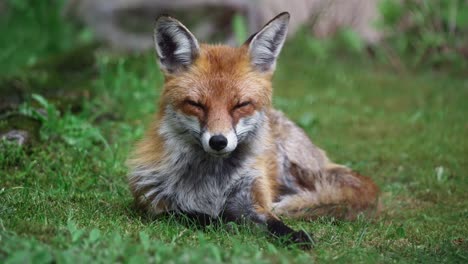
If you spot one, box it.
[273,164,380,220]
[222,177,313,248]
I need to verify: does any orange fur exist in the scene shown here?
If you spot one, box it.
[129,14,379,227]
[160,45,272,133]
[130,43,380,220]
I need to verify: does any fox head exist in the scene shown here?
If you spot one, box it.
[154,12,289,157]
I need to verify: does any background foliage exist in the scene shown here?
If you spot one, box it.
[378,0,468,70]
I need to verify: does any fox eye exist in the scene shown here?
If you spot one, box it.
[234,101,251,110]
[185,100,205,110]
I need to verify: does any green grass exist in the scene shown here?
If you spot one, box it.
[1,2,467,263]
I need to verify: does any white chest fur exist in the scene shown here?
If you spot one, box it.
[131,144,256,217]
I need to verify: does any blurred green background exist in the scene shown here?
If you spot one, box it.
[0,0,467,263]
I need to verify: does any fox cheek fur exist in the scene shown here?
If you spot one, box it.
[128,12,379,249]
[160,103,262,157]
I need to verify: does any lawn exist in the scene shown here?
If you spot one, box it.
[1,2,467,263]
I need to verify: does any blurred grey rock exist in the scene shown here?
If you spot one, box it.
[65,0,381,52]
[0,113,41,146]
[1,130,30,146]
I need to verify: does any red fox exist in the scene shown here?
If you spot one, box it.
[128,12,379,247]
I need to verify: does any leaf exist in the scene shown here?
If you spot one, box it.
[139,231,150,251]
[232,14,248,45]
[31,94,50,109]
[379,0,403,25]
[67,220,84,243]
[305,36,329,60]
[340,29,365,53]
[209,245,222,263]
[88,229,101,243]
[456,3,468,27]
[396,225,406,238]
[128,254,147,264]
[435,166,448,183]
[32,250,54,264]
[5,250,31,264]
[298,112,317,128]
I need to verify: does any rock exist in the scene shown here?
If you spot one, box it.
[0,113,41,146]
[65,0,381,52]
[1,130,30,146]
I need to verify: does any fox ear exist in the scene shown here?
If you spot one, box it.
[154,15,200,73]
[245,12,290,72]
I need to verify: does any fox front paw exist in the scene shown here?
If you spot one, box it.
[290,230,314,249]
[266,219,314,249]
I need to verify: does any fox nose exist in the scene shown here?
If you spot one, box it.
[209,135,228,151]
